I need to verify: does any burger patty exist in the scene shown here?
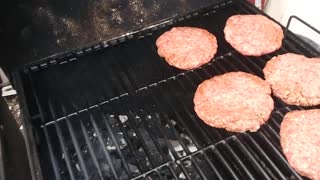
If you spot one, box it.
[263,53,320,106]
[280,109,320,180]
[193,72,274,132]
[224,14,284,56]
[156,27,218,70]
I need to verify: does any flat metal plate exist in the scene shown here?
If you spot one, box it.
[0,0,222,72]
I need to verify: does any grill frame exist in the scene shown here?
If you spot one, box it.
[13,0,320,180]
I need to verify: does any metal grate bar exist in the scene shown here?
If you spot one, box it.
[232,54,265,75]
[71,73,146,177]
[212,147,240,180]
[101,114,146,174]
[48,102,77,180]
[261,123,281,142]
[201,152,224,180]
[232,138,271,180]
[167,164,180,180]
[285,36,320,57]
[268,115,281,129]
[96,67,158,171]
[99,57,129,99]
[259,132,303,179]
[150,94,191,156]
[229,54,264,74]
[61,108,91,180]
[109,53,139,92]
[78,119,105,179]
[189,158,208,180]
[206,58,226,76]
[210,57,232,74]
[99,65,169,170]
[223,141,256,180]
[198,62,221,79]
[87,113,119,179]
[130,161,174,180]
[27,73,63,180]
[129,103,173,163]
[282,40,313,57]
[124,104,165,167]
[180,159,204,180]
[128,109,168,164]
[241,133,288,179]
[215,142,249,179]
[99,109,133,178]
[168,76,214,145]
[122,103,161,168]
[42,126,63,180]
[106,118,145,175]
[177,163,193,180]
[138,100,186,161]
[155,171,163,180]
[270,110,288,127]
[99,73,151,172]
[282,41,307,55]
[257,131,301,176]
[156,83,203,148]
[243,133,302,179]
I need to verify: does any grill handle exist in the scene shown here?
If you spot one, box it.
[285,15,320,38]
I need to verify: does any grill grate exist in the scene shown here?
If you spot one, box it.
[14,0,318,180]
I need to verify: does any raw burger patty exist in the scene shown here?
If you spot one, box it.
[224,14,284,56]
[280,109,320,180]
[263,53,320,106]
[156,27,218,70]
[193,72,274,132]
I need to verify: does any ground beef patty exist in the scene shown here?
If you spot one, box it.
[224,14,284,56]
[280,109,320,180]
[263,53,320,106]
[193,72,274,132]
[156,27,217,70]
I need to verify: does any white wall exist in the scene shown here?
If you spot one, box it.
[265,0,320,44]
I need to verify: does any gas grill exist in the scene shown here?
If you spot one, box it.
[8,0,320,179]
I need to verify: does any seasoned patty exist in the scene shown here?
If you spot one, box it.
[193,72,274,132]
[280,109,320,180]
[156,27,218,70]
[263,53,320,106]
[224,14,284,56]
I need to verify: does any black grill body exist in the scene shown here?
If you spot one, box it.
[13,0,319,180]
